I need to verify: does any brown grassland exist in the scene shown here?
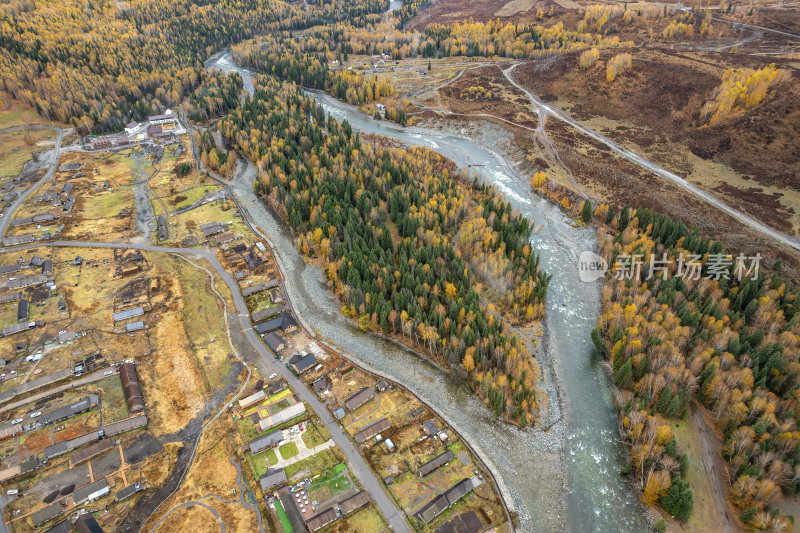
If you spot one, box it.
[0,129,56,178]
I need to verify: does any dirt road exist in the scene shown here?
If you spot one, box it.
[688,403,740,533]
[0,128,66,240]
[0,240,412,533]
[502,63,800,252]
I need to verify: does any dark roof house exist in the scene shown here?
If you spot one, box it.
[119,363,145,413]
[354,418,390,443]
[259,468,287,492]
[32,503,62,526]
[252,305,287,323]
[423,420,440,436]
[306,507,338,532]
[74,512,105,533]
[414,477,483,524]
[418,450,454,477]
[16,299,28,322]
[113,306,144,322]
[288,353,316,374]
[43,520,73,533]
[249,430,284,454]
[264,332,287,352]
[343,387,375,412]
[72,479,109,505]
[312,377,331,394]
[267,380,286,395]
[115,482,146,502]
[254,313,297,335]
[339,490,370,515]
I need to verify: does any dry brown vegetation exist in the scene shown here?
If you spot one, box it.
[407,0,564,30]
[398,1,800,282]
[512,47,800,240]
[144,417,259,533]
[405,44,800,276]
[437,66,539,127]
[0,129,54,177]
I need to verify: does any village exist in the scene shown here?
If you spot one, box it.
[0,111,511,533]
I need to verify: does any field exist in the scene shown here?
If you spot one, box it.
[274,498,293,532]
[321,502,387,533]
[248,450,272,478]
[95,375,131,423]
[145,139,222,215]
[5,150,137,243]
[138,254,237,435]
[246,289,282,314]
[513,48,800,233]
[670,406,744,533]
[406,0,550,30]
[284,448,342,480]
[143,417,260,533]
[302,420,329,448]
[0,99,69,130]
[168,255,234,391]
[0,129,56,177]
[305,462,352,503]
[0,290,62,330]
[279,442,299,460]
[327,370,417,440]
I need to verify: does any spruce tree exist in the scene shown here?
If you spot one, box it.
[660,478,693,520]
[618,206,630,231]
[656,386,672,414]
[581,199,593,223]
[615,358,633,389]
[591,327,607,356]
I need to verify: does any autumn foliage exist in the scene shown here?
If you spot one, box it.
[0,0,392,133]
[700,64,789,126]
[593,207,800,525]
[218,75,549,425]
[579,48,600,69]
[606,53,633,82]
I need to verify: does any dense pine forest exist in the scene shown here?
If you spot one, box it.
[185,71,244,124]
[217,75,550,425]
[591,206,800,528]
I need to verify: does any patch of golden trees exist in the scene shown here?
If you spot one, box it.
[701,64,789,125]
[606,53,632,82]
[460,86,495,100]
[579,48,600,69]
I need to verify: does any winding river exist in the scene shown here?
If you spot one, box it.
[207,51,648,533]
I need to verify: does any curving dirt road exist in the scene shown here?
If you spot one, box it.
[683,8,800,40]
[502,63,800,252]
[150,500,225,533]
[0,128,66,240]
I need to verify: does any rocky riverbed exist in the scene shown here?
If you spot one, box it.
[207,50,649,533]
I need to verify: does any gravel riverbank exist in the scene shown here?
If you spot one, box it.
[206,50,649,533]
